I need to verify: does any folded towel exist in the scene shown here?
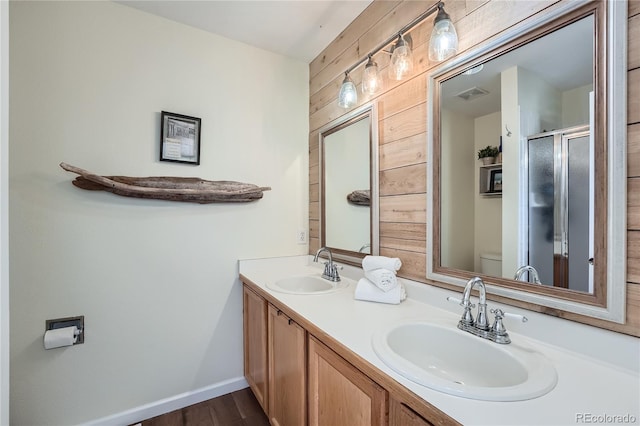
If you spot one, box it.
[354,277,406,305]
[364,268,398,292]
[362,255,402,272]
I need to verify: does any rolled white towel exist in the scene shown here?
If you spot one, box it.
[362,255,402,272]
[354,277,406,305]
[364,268,398,292]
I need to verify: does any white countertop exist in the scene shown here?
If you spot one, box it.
[239,255,640,426]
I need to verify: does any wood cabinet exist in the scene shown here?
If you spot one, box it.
[267,304,307,426]
[241,280,456,426]
[243,285,268,412]
[308,335,387,426]
[389,398,433,426]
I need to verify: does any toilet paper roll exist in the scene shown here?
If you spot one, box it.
[44,326,78,350]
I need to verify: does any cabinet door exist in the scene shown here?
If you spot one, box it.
[243,285,268,413]
[389,398,434,426]
[268,304,307,426]
[308,335,387,426]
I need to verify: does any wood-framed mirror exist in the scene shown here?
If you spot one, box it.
[319,103,379,264]
[427,0,627,322]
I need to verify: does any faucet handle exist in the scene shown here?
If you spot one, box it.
[446,296,475,309]
[490,308,528,323]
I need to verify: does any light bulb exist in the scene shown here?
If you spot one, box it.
[389,35,413,81]
[428,4,458,62]
[338,73,357,108]
[362,56,383,95]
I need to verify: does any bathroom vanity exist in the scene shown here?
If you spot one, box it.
[239,255,639,426]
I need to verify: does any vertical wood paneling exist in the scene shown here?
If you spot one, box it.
[309,1,427,96]
[628,231,640,284]
[377,76,427,119]
[309,1,401,79]
[379,163,426,196]
[379,236,426,253]
[310,202,319,221]
[310,184,319,203]
[379,193,426,223]
[309,0,640,336]
[380,222,426,241]
[625,284,640,329]
[629,69,640,124]
[380,133,427,170]
[309,219,319,240]
[629,14,640,70]
[630,0,640,18]
[379,103,427,144]
[629,178,640,230]
[629,124,640,177]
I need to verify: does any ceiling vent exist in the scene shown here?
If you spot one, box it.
[456,86,489,101]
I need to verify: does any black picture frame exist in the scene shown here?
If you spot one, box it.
[160,111,201,165]
[489,169,503,192]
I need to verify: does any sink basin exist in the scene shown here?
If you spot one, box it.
[372,320,557,401]
[266,275,350,295]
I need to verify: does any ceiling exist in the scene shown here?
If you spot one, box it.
[442,15,594,118]
[116,0,373,63]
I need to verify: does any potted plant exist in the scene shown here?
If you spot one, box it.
[477,145,499,165]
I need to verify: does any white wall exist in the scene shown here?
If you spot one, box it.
[500,67,521,277]
[9,2,308,425]
[473,112,502,273]
[1,1,10,424]
[440,109,474,270]
[562,84,593,127]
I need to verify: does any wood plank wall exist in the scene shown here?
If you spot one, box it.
[309,0,640,337]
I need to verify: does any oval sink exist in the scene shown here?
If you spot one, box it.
[372,320,557,401]
[266,275,350,295]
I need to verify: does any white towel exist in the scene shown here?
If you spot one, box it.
[354,277,406,305]
[362,255,402,272]
[364,268,398,292]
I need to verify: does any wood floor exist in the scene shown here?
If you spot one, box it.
[137,387,270,426]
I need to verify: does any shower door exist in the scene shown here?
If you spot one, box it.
[526,126,592,292]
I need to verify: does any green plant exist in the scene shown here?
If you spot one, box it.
[477,145,499,159]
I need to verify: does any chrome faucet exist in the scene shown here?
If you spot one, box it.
[448,276,528,344]
[514,265,542,284]
[313,247,341,282]
[461,276,490,330]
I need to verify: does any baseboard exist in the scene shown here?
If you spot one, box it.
[84,376,249,426]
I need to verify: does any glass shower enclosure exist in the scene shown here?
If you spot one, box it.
[526,125,593,293]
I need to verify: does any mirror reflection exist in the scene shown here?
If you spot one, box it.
[439,15,595,293]
[320,104,378,261]
[324,116,371,253]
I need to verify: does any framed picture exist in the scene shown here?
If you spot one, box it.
[160,111,201,165]
[489,169,503,192]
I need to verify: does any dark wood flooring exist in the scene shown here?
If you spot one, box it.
[137,387,270,426]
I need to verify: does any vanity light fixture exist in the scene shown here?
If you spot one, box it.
[428,3,459,62]
[338,72,358,108]
[389,34,414,81]
[336,1,458,108]
[362,55,383,95]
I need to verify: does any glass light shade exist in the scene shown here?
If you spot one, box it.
[389,36,413,80]
[362,58,383,95]
[338,73,357,108]
[428,15,458,62]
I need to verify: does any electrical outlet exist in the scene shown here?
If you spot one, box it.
[297,229,307,245]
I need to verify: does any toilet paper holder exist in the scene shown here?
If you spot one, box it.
[45,315,84,344]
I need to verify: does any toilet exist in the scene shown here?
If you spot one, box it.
[480,252,502,276]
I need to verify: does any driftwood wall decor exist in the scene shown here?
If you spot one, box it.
[346,190,370,206]
[60,163,271,203]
